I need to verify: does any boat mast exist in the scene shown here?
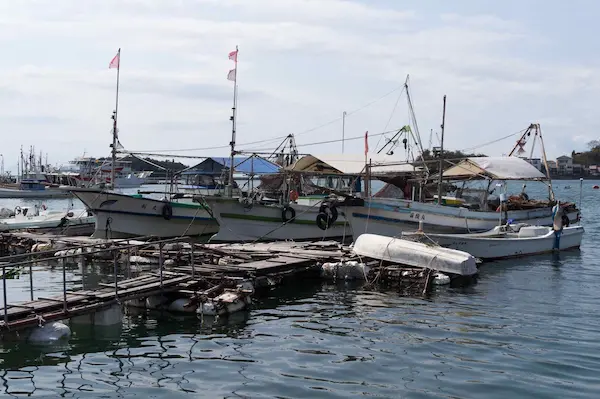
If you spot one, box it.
[109,48,121,190]
[437,95,447,205]
[228,46,239,197]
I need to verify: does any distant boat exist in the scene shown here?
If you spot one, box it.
[564,185,571,189]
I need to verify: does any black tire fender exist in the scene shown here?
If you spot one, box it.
[282,206,296,223]
[162,203,173,220]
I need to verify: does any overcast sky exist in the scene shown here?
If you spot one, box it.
[0,0,597,172]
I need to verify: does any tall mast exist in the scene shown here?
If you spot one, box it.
[437,95,447,205]
[109,48,121,190]
[228,46,239,197]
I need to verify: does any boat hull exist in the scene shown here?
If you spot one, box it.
[69,189,218,239]
[346,198,581,241]
[405,225,584,260]
[205,197,351,242]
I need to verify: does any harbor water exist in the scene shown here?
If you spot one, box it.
[0,180,599,398]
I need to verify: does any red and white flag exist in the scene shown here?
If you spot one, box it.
[364,131,369,155]
[227,68,236,81]
[109,51,120,69]
[228,49,238,62]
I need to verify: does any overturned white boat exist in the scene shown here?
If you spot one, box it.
[352,233,478,276]
[403,224,584,260]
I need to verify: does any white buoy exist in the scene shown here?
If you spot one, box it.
[28,321,71,343]
[168,298,196,313]
[321,261,370,280]
[433,272,451,285]
[197,291,251,316]
[146,295,169,309]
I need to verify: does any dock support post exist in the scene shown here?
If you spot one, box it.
[62,258,67,313]
[29,263,33,301]
[190,239,195,278]
[159,242,163,289]
[113,249,118,298]
[126,242,131,279]
[2,265,7,325]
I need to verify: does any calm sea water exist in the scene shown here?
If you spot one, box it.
[1,180,599,398]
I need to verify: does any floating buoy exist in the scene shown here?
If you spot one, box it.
[594,185,600,189]
[146,295,169,309]
[321,261,370,280]
[433,272,451,285]
[28,321,71,343]
[168,298,197,313]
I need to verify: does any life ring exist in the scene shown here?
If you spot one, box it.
[289,190,299,202]
[281,206,296,223]
[319,202,338,224]
[14,206,21,215]
[161,203,173,220]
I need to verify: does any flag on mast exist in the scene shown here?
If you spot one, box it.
[364,131,369,155]
[227,69,236,81]
[109,51,120,69]
[229,49,238,62]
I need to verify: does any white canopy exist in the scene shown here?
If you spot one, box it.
[442,157,547,180]
[285,154,420,176]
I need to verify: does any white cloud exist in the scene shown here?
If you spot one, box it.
[0,0,596,170]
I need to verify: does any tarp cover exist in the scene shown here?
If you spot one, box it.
[285,154,419,176]
[442,157,546,180]
[184,155,281,175]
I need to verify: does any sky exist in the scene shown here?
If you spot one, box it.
[0,0,598,173]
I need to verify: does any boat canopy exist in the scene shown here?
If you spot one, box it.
[285,154,419,176]
[442,157,547,180]
[184,155,281,176]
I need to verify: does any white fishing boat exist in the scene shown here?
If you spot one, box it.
[403,224,584,260]
[0,206,94,232]
[63,49,218,239]
[67,188,218,239]
[0,186,71,199]
[346,156,580,241]
[352,233,478,276]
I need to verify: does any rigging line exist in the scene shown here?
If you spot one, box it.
[375,85,407,150]
[125,84,406,154]
[240,129,398,152]
[459,128,527,152]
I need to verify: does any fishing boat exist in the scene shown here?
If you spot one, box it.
[66,49,218,239]
[45,157,152,188]
[403,223,584,260]
[67,188,218,239]
[345,123,581,241]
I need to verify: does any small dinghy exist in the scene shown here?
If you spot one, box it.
[0,206,94,232]
[352,233,478,276]
[403,224,584,261]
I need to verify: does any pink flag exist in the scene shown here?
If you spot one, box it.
[229,49,238,62]
[109,51,120,69]
[227,68,236,81]
[364,131,369,155]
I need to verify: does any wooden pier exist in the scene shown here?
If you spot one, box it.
[0,235,349,335]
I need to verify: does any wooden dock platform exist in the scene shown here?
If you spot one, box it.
[0,235,349,335]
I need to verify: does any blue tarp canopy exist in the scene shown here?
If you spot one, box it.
[183,155,281,176]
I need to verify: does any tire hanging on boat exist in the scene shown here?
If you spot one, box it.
[282,206,296,223]
[316,202,338,230]
[162,203,173,220]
